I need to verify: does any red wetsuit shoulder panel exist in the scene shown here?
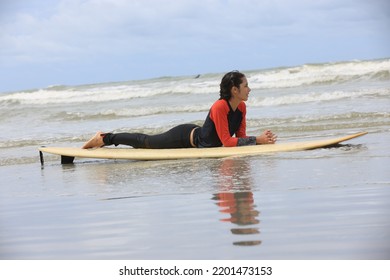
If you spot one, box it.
[209,100,238,146]
[195,100,248,147]
[209,100,247,147]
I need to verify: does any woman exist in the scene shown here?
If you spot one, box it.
[82,71,277,149]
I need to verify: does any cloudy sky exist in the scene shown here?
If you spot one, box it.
[1,0,389,92]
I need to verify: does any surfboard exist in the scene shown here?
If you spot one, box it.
[38,131,367,164]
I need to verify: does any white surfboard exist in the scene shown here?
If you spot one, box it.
[39,132,367,164]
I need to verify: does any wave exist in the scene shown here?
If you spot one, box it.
[248,58,390,89]
[247,111,390,136]
[0,79,218,105]
[250,88,390,107]
[42,88,389,121]
[52,104,211,121]
[0,58,388,105]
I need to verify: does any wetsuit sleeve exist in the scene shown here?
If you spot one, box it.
[237,137,257,146]
[209,101,239,147]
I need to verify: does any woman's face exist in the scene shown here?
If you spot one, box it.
[234,76,251,101]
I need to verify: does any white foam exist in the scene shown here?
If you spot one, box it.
[249,88,390,107]
[0,78,218,105]
[1,58,388,105]
[248,59,390,89]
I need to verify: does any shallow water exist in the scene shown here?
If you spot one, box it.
[1,132,389,259]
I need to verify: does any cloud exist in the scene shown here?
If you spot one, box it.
[1,1,218,63]
[0,0,389,91]
[2,0,388,62]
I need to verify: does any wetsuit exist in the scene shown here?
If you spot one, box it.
[193,99,256,147]
[102,124,198,149]
[102,99,256,148]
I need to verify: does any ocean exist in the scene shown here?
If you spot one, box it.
[0,58,389,259]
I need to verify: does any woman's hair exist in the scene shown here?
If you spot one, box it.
[219,71,245,100]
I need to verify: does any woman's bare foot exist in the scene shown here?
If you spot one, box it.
[82,131,105,149]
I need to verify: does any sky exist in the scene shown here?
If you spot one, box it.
[0,0,389,93]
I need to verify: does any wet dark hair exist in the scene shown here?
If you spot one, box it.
[219,71,245,100]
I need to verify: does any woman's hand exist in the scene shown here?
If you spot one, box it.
[256,130,277,144]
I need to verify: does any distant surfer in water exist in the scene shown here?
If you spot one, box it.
[82,71,277,149]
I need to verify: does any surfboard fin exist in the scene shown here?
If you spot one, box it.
[39,150,44,166]
[61,155,75,164]
[39,147,75,165]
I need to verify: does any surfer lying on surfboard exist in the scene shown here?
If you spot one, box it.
[82,71,277,149]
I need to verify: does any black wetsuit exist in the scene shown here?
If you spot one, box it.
[103,124,198,149]
[102,99,256,148]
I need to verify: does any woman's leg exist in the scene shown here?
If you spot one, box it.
[102,132,149,148]
[145,124,199,148]
[82,131,149,149]
[99,124,199,149]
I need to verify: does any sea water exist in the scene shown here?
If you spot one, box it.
[0,58,389,259]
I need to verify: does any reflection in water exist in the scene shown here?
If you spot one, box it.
[212,159,261,246]
[55,158,262,247]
